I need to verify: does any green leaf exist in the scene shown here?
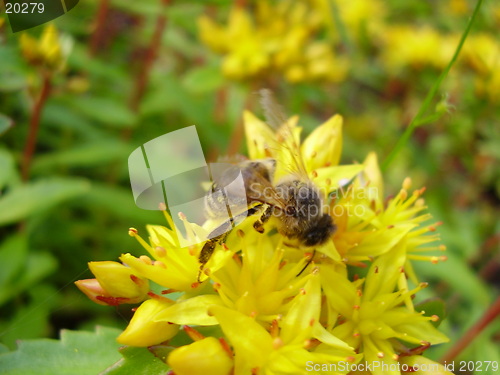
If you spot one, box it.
[32,140,133,171]
[0,148,16,190]
[0,327,122,375]
[0,250,57,306]
[183,65,225,94]
[83,184,159,223]
[0,235,28,289]
[0,343,9,355]
[415,298,447,327]
[71,96,137,128]
[0,284,57,348]
[102,346,170,375]
[0,113,13,136]
[0,178,91,225]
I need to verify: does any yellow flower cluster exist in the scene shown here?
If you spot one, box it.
[198,0,500,102]
[77,112,453,375]
[198,0,348,83]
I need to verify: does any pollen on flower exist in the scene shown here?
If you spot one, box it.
[403,177,412,190]
[419,282,429,288]
[272,337,284,350]
[139,255,152,265]
[353,305,360,310]
[178,212,187,221]
[399,189,408,200]
[377,351,384,358]
[431,315,440,322]
[311,170,318,178]
[346,356,356,362]
[190,282,200,289]
[155,246,166,258]
[237,229,245,237]
[439,244,447,251]
[188,246,197,256]
[431,256,439,264]
[128,228,138,236]
[325,178,331,186]
[158,202,167,211]
[154,261,166,269]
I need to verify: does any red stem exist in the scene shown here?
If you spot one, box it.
[440,296,500,363]
[22,74,52,181]
[129,0,171,112]
[122,0,171,141]
[89,0,110,55]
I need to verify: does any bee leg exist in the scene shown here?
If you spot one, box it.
[198,233,227,282]
[253,205,273,234]
[296,249,316,277]
[198,205,264,282]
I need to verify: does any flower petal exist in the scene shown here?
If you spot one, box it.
[301,114,343,171]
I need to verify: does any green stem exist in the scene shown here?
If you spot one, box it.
[381,0,483,171]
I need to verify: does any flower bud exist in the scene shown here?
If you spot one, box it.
[168,337,233,375]
[117,298,179,347]
[88,261,149,304]
[74,278,112,306]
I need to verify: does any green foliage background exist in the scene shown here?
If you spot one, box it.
[0,0,498,373]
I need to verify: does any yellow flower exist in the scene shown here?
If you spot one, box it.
[329,153,446,283]
[322,244,448,375]
[337,0,387,41]
[75,107,451,374]
[19,23,66,71]
[210,274,359,375]
[381,26,456,71]
[123,214,201,291]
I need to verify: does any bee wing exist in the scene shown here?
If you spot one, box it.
[259,89,310,181]
[243,163,288,211]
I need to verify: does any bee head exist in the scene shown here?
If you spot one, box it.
[302,214,336,247]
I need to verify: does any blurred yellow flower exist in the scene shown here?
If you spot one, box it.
[381,26,457,71]
[19,23,66,71]
[198,0,348,83]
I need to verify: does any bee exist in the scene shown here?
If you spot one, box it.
[198,90,336,281]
